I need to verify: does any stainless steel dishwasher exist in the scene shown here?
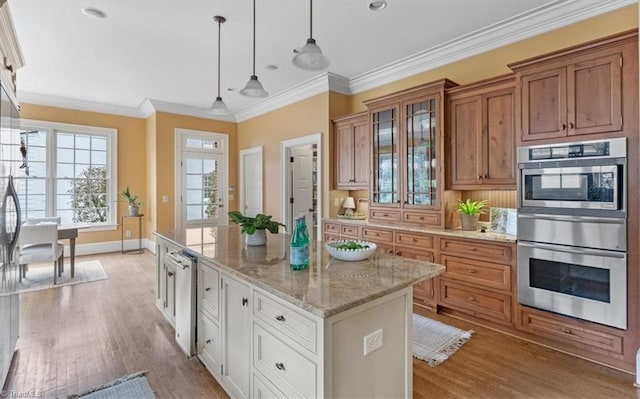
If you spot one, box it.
[166,249,197,357]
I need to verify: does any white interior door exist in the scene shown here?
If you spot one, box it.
[290,146,313,231]
[240,147,262,217]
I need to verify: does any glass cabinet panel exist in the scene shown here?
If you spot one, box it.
[406,98,437,206]
[372,108,398,204]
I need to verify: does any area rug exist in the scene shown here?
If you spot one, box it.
[18,260,108,294]
[68,371,155,399]
[413,313,474,367]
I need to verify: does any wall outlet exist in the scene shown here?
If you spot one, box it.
[363,328,383,356]
[125,230,131,238]
[334,198,340,207]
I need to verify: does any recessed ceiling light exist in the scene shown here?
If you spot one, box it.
[368,1,387,11]
[82,7,107,19]
[265,64,278,71]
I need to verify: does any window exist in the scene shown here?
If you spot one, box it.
[2,119,118,228]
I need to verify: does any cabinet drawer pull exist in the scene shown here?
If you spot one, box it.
[468,247,477,251]
[275,362,286,371]
[206,339,211,344]
[468,296,477,302]
[242,297,248,306]
[382,213,389,217]
[412,238,417,243]
[205,287,212,292]
[563,328,573,335]
[275,315,286,322]
[167,272,174,277]
[396,252,401,256]
[468,269,477,274]
[375,233,380,237]
[387,249,394,255]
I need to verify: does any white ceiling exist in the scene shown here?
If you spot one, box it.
[7,0,634,120]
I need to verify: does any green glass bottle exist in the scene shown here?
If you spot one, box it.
[290,215,309,270]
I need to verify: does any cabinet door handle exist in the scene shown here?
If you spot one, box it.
[563,328,573,335]
[468,296,477,302]
[483,174,488,179]
[561,123,567,131]
[478,175,482,179]
[569,122,575,129]
[468,247,477,251]
[167,272,174,277]
[242,297,248,306]
[396,251,401,256]
[275,362,286,371]
[276,315,286,322]
[206,339,211,344]
[387,249,394,255]
[205,287,211,292]
[468,269,477,274]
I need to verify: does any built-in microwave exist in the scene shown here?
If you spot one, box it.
[518,138,626,213]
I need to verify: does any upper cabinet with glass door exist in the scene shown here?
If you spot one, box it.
[365,79,457,228]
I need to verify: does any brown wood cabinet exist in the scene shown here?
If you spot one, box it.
[364,79,457,228]
[510,31,636,142]
[333,112,369,190]
[447,75,516,189]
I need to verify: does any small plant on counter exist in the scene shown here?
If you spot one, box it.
[456,198,487,215]
[228,211,285,235]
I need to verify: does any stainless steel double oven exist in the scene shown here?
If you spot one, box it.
[517,138,627,329]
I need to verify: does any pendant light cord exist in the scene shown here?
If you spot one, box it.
[309,0,313,38]
[252,0,256,75]
[217,19,221,98]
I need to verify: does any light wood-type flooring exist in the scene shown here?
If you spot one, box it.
[2,251,636,398]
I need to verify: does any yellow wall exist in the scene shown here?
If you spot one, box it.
[350,4,638,112]
[237,93,331,223]
[153,112,237,234]
[20,103,148,245]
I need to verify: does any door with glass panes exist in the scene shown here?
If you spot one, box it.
[178,132,227,228]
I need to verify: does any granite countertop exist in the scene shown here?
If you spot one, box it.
[324,218,517,243]
[155,225,445,318]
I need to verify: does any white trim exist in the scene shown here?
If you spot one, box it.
[239,146,263,216]
[65,238,156,256]
[281,133,322,241]
[19,92,146,118]
[175,128,229,229]
[0,2,25,68]
[18,118,118,226]
[144,98,236,122]
[234,73,349,122]
[349,0,636,93]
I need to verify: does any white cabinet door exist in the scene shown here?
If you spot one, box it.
[222,273,250,398]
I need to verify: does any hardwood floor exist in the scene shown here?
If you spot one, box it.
[2,251,636,398]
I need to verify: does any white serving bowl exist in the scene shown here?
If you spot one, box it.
[326,240,377,261]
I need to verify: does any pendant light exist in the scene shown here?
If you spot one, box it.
[292,0,329,71]
[208,15,228,114]
[240,0,268,98]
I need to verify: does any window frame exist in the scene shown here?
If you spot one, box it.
[19,118,118,231]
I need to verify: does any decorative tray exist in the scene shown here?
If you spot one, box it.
[337,214,367,220]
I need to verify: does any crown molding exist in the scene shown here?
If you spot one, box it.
[143,98,237,123]
[18,91,146,118]
[235,72,348,122]
[0,2,25,69]
[349,0,637,94]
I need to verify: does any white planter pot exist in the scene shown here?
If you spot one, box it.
[128,205,139,216]
[246,230,267,246]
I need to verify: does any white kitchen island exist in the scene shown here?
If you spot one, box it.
[155,226,444,399]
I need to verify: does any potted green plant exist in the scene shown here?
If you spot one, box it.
[228,210,285,246]
[121,186,143,216]
[456,199,487,231]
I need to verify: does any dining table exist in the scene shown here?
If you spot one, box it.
[57,223,91,278]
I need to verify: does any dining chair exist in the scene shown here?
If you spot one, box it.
[22,217,64,273]
[18,223,65,285]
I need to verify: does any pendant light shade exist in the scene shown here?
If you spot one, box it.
[208,15,228,115]
[292,0,329,71]
[240,0,268,98]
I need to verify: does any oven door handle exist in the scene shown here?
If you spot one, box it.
[518,213,625,225]
[518,241,626,259]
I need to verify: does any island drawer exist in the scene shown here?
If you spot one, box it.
[519,308,623,355]
[198,260,220,321]
[253,291,318,354]
[439,279,512,325]
[440,255,511,292]
[253,371,285,399]
[340,224,360,238]
[361,227,393,242]
[324,233,341,242]
[253,323,317,399]
[198,313,221,377]
[394,231,434,249]
[440,238,513,264]
[403,211,441,226]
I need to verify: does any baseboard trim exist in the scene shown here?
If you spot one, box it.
[66,238,157,256]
